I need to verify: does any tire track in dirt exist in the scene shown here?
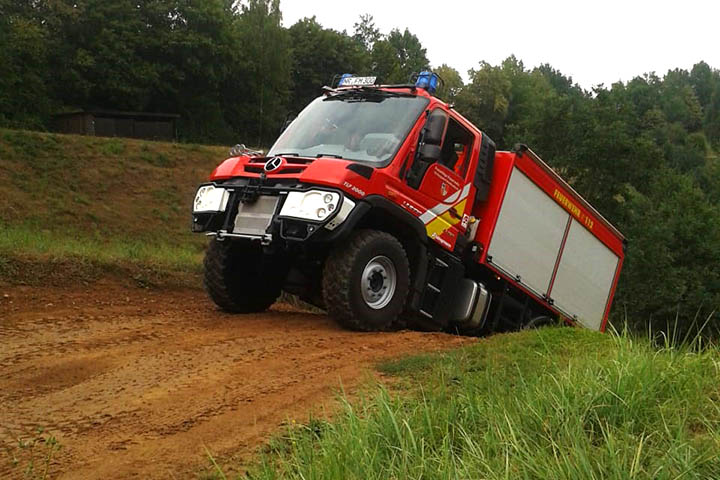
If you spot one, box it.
[0,281,472,479]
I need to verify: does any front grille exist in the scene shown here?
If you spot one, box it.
[244,165,304,175]
[248,156,315,165]
[286,157,315,165]
[218,176,305,190]
[245,156,315,175]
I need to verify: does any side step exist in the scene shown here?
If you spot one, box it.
[417,255,463,328]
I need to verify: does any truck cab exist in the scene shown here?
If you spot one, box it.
[192,73,624,333]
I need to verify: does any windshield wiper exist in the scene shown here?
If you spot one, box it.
[325,87,413,102]
[356,86,413,97]
[316,153,344,159]
[274,152,299,156]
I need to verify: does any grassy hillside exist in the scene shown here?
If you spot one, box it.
[243,327,720,479]
[0,129,228,285]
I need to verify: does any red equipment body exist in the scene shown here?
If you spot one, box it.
[195,83,624,333]
[474,150,624,331]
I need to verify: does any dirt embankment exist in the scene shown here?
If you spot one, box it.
[0,282,471,479]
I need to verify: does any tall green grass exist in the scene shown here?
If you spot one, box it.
[246,328,720,479]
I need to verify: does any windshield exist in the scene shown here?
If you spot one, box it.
[268,91,429,165]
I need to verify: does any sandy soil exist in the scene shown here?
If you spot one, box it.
[0,281,471,479]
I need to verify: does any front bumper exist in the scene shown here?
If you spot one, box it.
[191,179,361,244]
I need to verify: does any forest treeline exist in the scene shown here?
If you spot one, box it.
[3,0,720,334]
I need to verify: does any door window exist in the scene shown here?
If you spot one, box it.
[439,117,473,177]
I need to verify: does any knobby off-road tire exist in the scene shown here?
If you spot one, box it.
[322,230,410,331]
[522,315,557,330]
[203,238,283,313]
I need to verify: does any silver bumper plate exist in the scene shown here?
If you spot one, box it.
[232,195,279,239]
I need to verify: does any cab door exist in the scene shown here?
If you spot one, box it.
[405,110,476,250]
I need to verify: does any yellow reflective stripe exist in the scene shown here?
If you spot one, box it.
[424,199,467,237]
[425,215,452,237]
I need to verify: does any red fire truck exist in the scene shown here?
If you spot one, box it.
[192,73,625,333]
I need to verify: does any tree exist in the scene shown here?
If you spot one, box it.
[661,69,703,132]
[536,63,576,95]
[455,61,512,142]
[369,39,398,84]
[0,2,52,128]
[434,64,463,103]
[616,171,720,335]
[30,0,255,142]
[233,0,291,145]
[352,13,380,50]
[386,28,429,81]
[705,83,720,147]
[143,0,241,142]
[45,0,161,111]
[288,17,368,113]
[371,28,428,84]
[690,61,716,108]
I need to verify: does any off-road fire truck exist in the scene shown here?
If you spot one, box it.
[191,72,625,333]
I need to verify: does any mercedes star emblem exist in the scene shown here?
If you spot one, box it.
[264,156,284,172]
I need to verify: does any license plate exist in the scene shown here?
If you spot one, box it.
[339,76,377,86]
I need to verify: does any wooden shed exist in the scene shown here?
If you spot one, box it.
[53,110,179,141]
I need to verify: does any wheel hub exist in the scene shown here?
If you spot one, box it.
[361,255,397,310]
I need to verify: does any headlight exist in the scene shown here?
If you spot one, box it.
[279,190,341,221]
[193,185,230,213]
[324,197,356,231]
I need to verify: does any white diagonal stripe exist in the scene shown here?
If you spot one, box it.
[419,183,471,224]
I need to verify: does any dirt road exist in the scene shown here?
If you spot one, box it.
[0,281,470,479]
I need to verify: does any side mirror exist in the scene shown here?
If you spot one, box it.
[405,110,447,189]
[418,143,441,162]
[423,110,447,145]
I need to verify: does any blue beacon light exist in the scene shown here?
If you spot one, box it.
[415,71,439,94]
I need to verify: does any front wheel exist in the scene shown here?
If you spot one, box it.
[203,238,284,313]
[322,230,410,331]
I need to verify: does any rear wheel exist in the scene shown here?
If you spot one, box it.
[203,238,284,313]
[522,315,557,330]
[322,230,410,331]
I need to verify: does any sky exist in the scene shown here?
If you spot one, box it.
[280,0,719,90]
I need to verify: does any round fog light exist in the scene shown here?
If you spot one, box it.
[317,208,327,219]
[324,194,333,204]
